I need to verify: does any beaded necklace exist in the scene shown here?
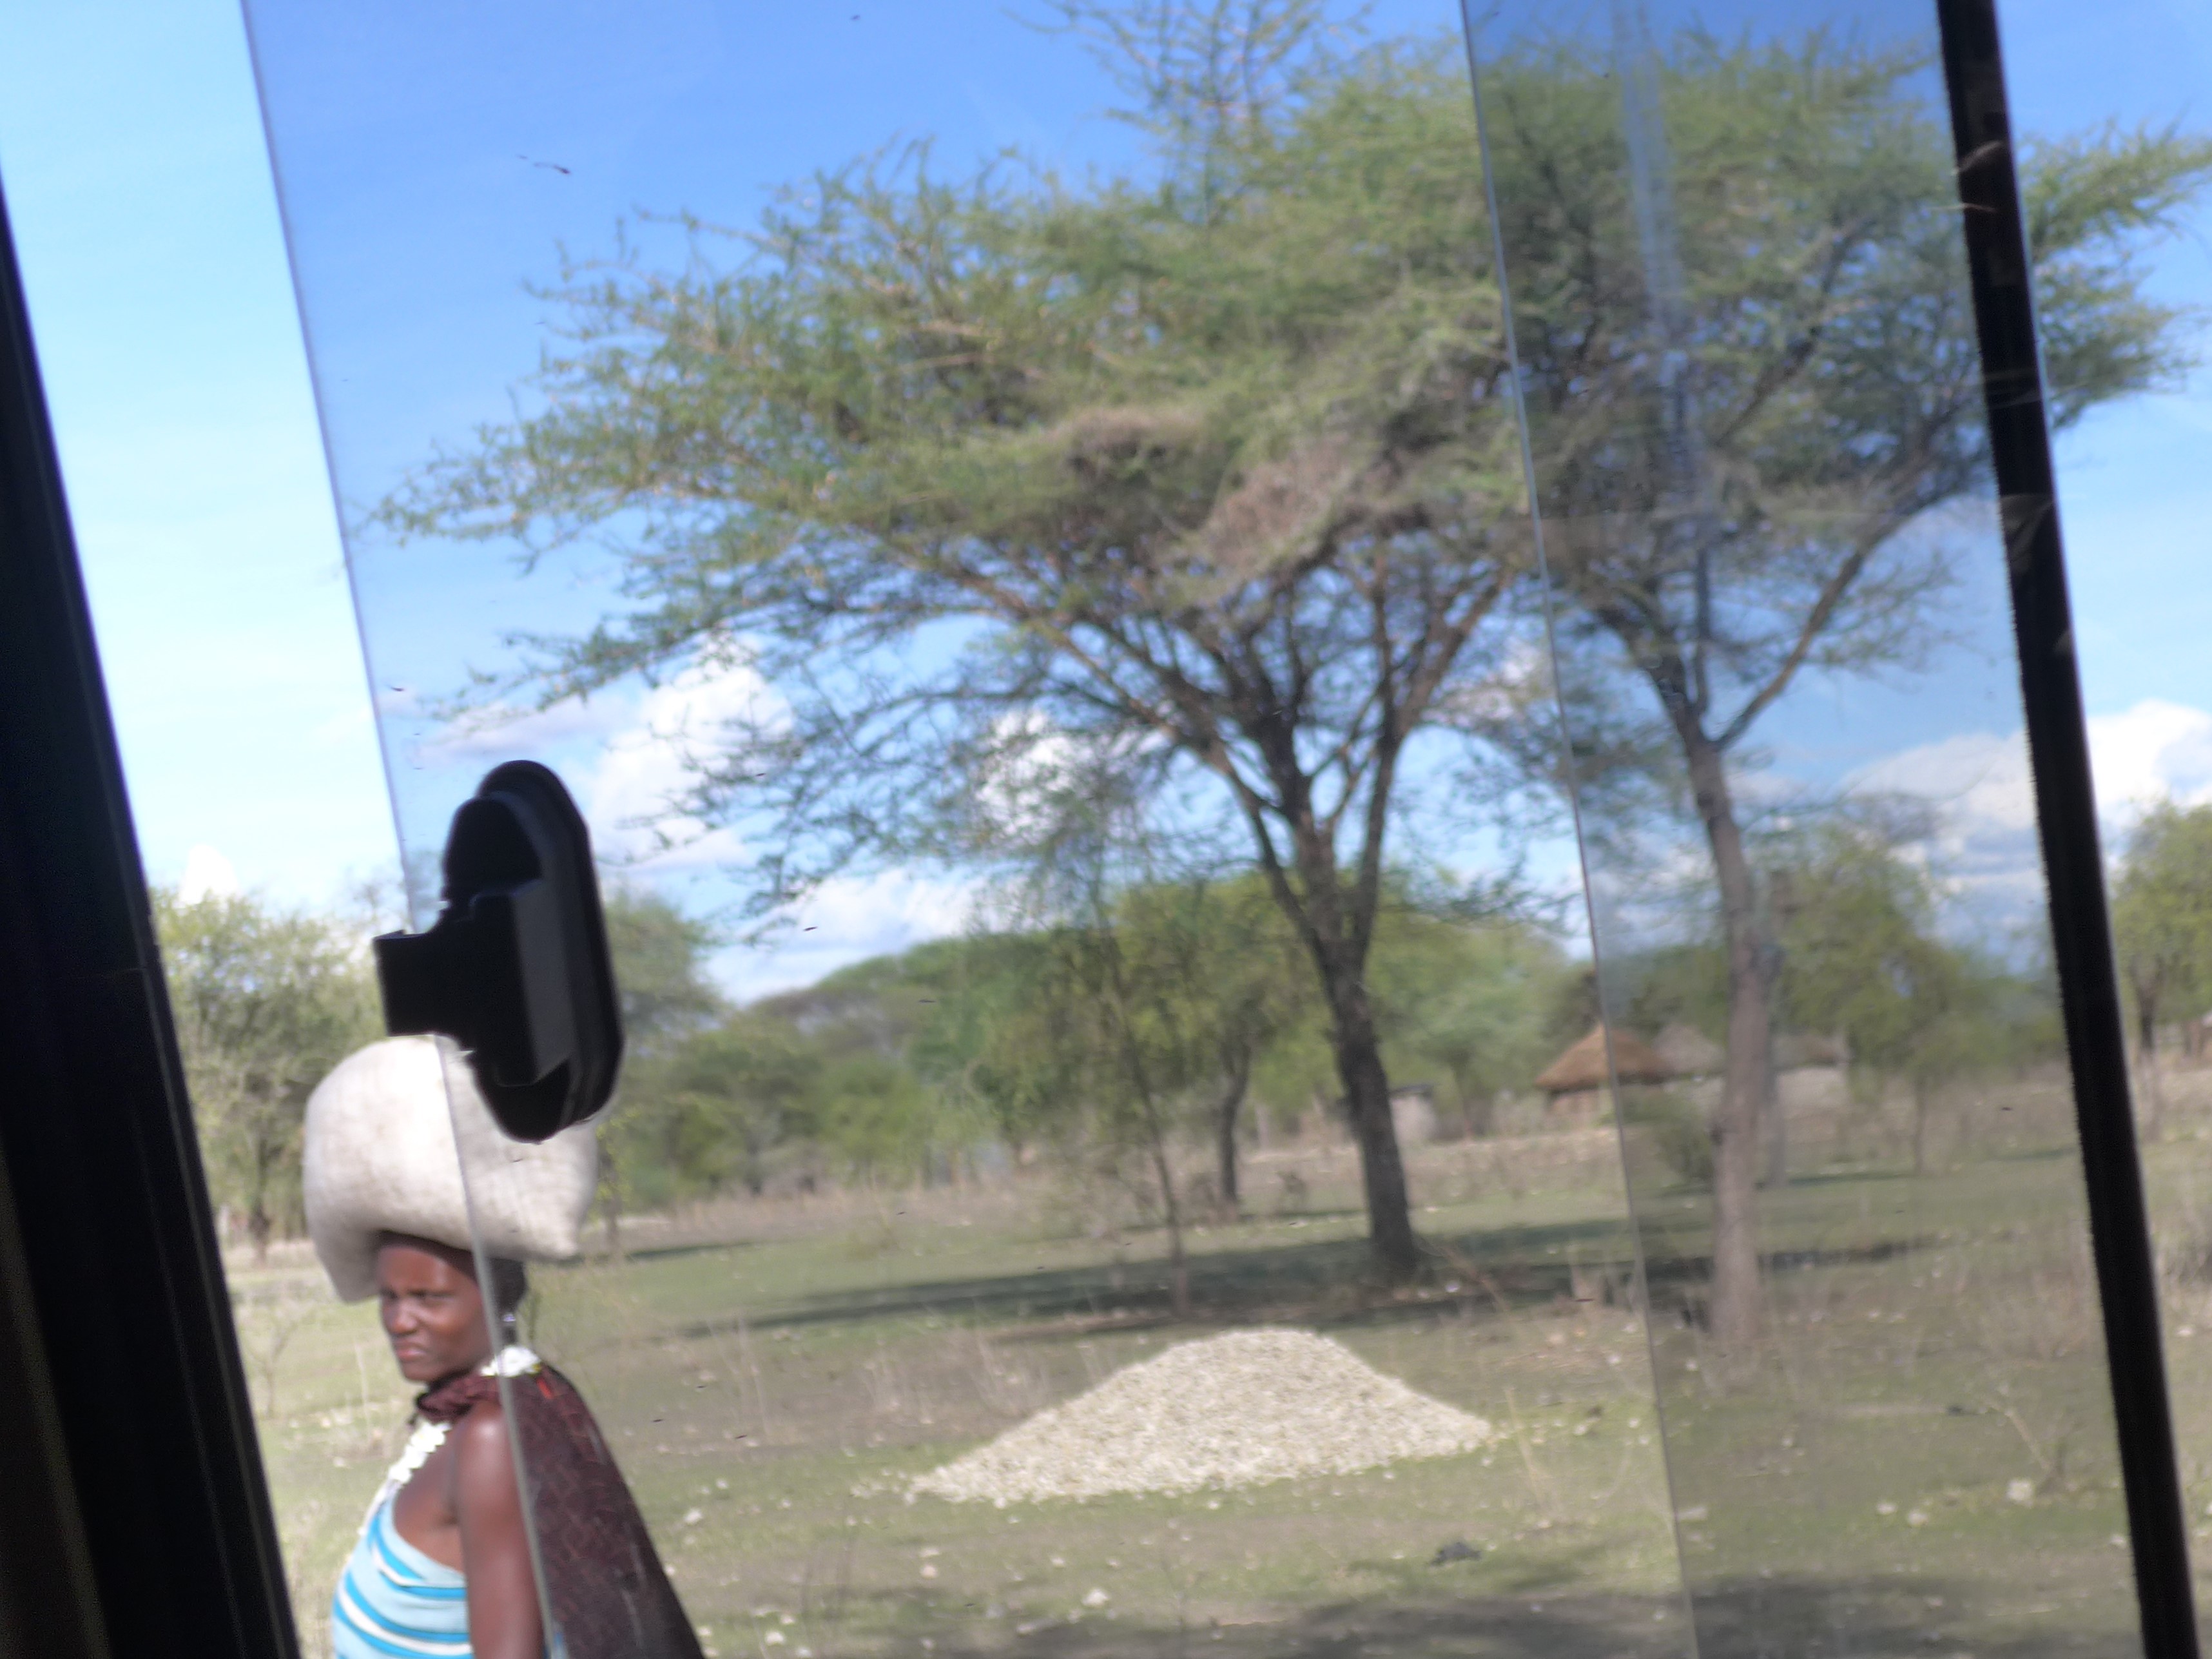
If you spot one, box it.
[359,1345,539,1537]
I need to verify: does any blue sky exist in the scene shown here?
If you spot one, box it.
[3,0,2210,998]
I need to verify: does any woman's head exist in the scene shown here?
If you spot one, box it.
[373,1234,527,1384]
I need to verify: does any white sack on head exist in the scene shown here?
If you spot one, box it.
[303,1035,598,1301]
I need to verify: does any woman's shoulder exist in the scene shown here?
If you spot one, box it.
[449,1392,514,1476]
[452,1390,509,1437]
[448,1393,529,1528]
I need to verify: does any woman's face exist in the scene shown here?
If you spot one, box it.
[374,1236,493,1384]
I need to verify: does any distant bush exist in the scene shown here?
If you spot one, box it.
[1620,1089,1713,1187]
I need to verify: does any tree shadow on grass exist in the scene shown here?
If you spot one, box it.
[876,1573,2128,1659]
[665,1214,1956,1352]
[671,1216,1645,1344]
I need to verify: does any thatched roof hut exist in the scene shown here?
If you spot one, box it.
[1534,1024,1672,1095]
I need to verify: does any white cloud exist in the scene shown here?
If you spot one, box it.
[179,843,240,903]
[1854,727,2037,833]
[413,691,631,761]
[972,708,1084,844]
[2085,699,2212,818]
[1849,727,2042,915]
[400,651,783,874]
[1845,699,2212,916]
[582,658,780,871]
[715,869,979,1002]
[797,869,977,941]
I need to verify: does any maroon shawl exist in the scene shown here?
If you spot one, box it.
[419,1364,704,1659]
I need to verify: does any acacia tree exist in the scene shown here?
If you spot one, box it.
[383,6,1531,1277]
[2111,802,2212,1138]
[154,889,381,1262]
[1478,31,2212,1343]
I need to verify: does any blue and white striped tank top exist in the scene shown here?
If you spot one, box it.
[331,1497,471,1658]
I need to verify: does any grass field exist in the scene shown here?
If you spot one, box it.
[227,1072,2212,1659]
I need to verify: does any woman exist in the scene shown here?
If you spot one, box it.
[305,1036,703,1659]
[335,1234,539,1658]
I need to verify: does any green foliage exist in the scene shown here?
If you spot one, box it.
[153,888,382,1255]
[599,889,730,1212]
[597,869,1571,1211]
[604,888,725,1050]
[1608,817,2060,1140]
[1621,1089,1715,1187]
[812,1054,938,1181]
[2111,801,2212,1047]
[1767,819,2037,1091]
[977,878,1309,1165]
[1616,943,1729,1043]
[635,1013,820,1201]
[1368,909,1573,1132]
[1771,821,1956,1077]
[1487,33,2212,706]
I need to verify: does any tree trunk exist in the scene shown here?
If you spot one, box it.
[1458,1068,1496,1138]
[249,1141,275,1267]
[2137,991,2166,1143]
[1332,1002,1420,1279]
[1271,830,1419,1280]
[1912,1073,1930,1176]
[1761,1027,1787,1189]
[602,1174,625,1260]
[1214,1063,1250,1216]
[1147,1128,1190,1318]
[1683,728,1770,1350]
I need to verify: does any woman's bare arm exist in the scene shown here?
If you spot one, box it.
[452,1401,544,1659]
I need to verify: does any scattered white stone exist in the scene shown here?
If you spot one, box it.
[912,1330,1493,1504]
[1906,1509,1929,1527]
[2007,1479,2035,1506]
[1082,1588,1110,1607]
[683,1508,704,1525]
[1876,1501,1897,1517]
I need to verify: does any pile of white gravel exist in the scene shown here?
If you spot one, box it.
[911,1328,1493,1504]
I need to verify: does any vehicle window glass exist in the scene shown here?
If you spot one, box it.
[239,3,1689,1656]
[2005,1,2212,1644]
[1468,0,2192,1651]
